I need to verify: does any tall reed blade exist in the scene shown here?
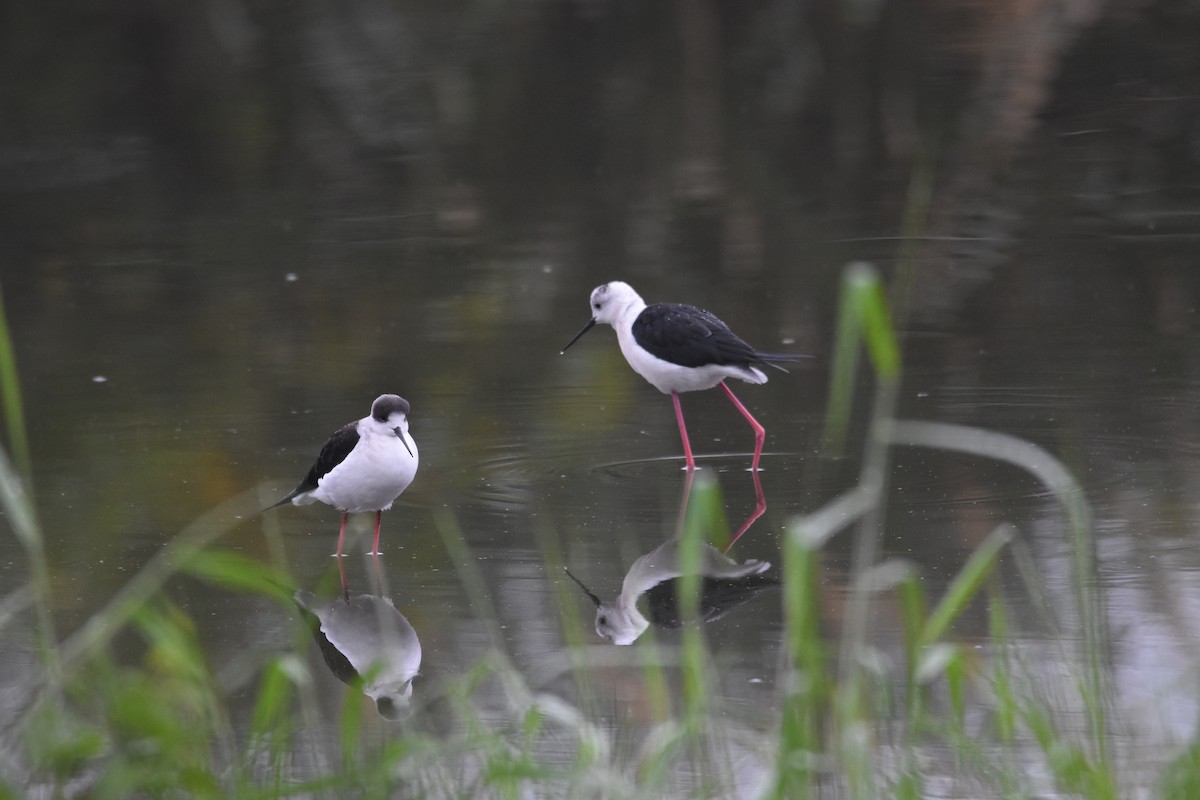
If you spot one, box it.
[0,285,30,479]
[823,263,902,456]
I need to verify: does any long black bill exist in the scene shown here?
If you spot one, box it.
[394,428,413,456]
[563,567,601,607]
[560,318,597,354]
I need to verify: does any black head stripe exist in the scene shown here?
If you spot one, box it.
[371,394,410,422]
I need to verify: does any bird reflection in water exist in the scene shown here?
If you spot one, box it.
[294,559,421,719]
[566,471,777,645]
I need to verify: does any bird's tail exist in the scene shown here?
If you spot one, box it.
[265,488,300,513]
[756,352,813,373]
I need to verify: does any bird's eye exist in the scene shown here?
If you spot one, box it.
[593,302,601,310]
[597,615,607,625]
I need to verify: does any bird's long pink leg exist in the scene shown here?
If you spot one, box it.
[334,511,349,558]
[370,510,383,556]
[671,392,697,471]
[719,381,766,471]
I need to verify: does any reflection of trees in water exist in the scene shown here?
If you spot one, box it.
[4,1,1198,344]
[3,2,1195,213]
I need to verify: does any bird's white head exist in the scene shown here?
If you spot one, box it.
[588,281,645,327]
[367,680,415,720]
[561,281,647,354]
[564,566,649,646]
[370,394,413,454]
[593,600,649,646]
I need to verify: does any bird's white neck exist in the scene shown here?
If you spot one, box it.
[611,295,646,330]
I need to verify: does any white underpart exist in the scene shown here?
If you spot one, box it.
[296,415,418,513]
[595,281,768,395]
[297,591,421,711]
[595,538,771,646]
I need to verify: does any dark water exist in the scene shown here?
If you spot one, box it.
[3,0,1200,794]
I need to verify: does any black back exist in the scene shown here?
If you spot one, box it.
[632,303,763,368]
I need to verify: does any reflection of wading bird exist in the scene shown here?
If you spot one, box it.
[561,281,807,471]
[294,590,422,720]
[270,394,418,557]
[566,473,776,645]
[566,542,777,646]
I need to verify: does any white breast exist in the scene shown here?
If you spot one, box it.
[312,431,418,513]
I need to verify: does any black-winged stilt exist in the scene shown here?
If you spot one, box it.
[564,470,774,645]
[294,590,422,719]
[565,545,775,645]
[271,394,418,557]
[561,280,806,471]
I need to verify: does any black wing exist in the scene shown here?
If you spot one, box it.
[293,598,360,685]
[269,422,360,508]
[644,573,781,628]
[632,303,762,368]
[634,303,812,369]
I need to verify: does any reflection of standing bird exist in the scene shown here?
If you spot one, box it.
[271,394,418,557]
[566,541,776,646]
[561,281,806,471]
[294,590,422,720]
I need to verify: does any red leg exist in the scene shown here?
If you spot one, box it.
[370,510,383,555]
[334,511,349,558]
[671,392,697,470]
[724,469,766,552]
[719,381,765,471]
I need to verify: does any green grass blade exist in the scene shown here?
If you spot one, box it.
[918,525,1013,648]
[823,268,865,455]
[773,517,829,800]
[0,393,59,692]
[823,263,903,455]
[897,569,926,675]
[848,264,901,381]
[0,285,30,479]
[1161,743,1200,800]
[183,549,294,603]
[678,474,721,724]
[50,488,269,681]
[0,440,38,552]
[884,420,1108,756]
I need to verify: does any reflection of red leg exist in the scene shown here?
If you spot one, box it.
[370,510,383,555]
[371,551,384,594]
[337,554,349,600]
[673,469,697,539]
[671,392,697,470]
[719,381,766,471]
[724,470,765,552]
[334,511,349,558]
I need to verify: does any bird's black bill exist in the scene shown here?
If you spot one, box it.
[394,427,413,456]
[560,318,597,354]
[564,567,601,607]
